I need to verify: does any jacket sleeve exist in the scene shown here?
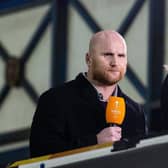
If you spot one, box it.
[29,91,70,157]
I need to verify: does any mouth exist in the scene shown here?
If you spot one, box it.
[108,69,120,72]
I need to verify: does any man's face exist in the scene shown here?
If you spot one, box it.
[87,33,127,86]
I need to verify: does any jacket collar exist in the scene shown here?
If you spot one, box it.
[75,73,125,102]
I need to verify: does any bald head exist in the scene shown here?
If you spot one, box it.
[89,30,127,55]
[86,30,127,86]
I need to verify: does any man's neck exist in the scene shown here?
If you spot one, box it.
[93,84,117,101]
[84,73,117,101]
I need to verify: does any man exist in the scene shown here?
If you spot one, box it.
[30,30,147,157]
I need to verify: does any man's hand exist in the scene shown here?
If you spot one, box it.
[97,126,121,144]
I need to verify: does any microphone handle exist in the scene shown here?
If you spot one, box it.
[109,123,118,127]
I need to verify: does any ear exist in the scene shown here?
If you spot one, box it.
[85,53,92,66]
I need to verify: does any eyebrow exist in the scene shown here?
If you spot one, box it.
[102,52,114,55]
[102,52,126,56]
[118,53,126,57]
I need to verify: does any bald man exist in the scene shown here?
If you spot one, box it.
[30,30,147,157]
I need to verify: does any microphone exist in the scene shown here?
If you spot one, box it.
[106,96,127,151]
[106,97,138,151]
[106,96,126,126]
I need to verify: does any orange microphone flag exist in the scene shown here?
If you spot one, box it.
[106,96,126,125]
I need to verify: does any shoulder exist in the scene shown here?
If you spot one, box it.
[39,73,85,101]
[162,74,168,90]
[118,87,143,112]
[39,81,75,100]
[124,94,140,106]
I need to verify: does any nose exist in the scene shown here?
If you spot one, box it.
[110,55,118,66]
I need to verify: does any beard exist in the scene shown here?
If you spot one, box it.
[92,68,125,85]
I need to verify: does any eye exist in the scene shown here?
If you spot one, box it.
[118,54,125,57]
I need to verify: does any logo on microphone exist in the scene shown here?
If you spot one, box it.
[115,100,119,107]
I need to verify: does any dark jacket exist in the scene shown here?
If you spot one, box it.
[161,74,168,130]
[30,73,147,157]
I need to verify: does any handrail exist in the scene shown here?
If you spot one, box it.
[0,128,30,146]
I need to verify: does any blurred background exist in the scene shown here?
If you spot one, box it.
[0,0,167,166]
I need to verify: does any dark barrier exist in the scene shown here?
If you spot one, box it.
[55,141,168,168]
[9,134,168,168]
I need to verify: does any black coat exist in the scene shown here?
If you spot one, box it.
[30,73,147,157]
[161,74,168,130]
